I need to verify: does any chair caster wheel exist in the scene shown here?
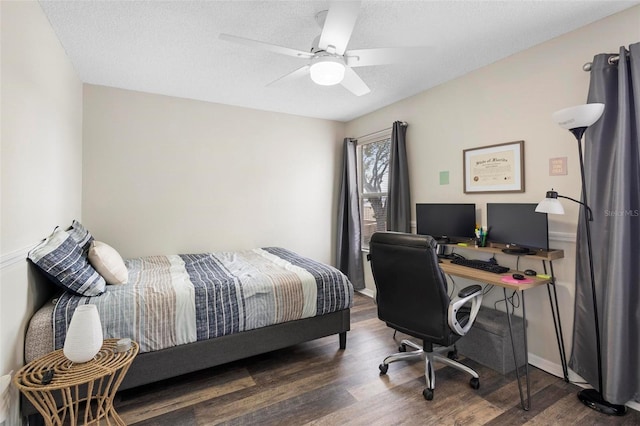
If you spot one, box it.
[399,344,407,352]
[423,388,434,400]
[379,363,388,375]
[447,350,458,360]
[470,377,480,389]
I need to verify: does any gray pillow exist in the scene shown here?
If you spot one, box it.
[28,228,106,296]
[66,220,94,255]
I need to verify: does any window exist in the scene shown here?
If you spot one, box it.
[358,136,391,250]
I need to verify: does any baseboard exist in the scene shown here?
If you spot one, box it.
[527,353,584,383]
[528,353,639,412]
[356,288,375,299]
[627,400,640,413]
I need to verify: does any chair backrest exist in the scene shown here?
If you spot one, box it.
[369,232,452,344]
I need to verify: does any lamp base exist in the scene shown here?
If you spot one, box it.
[577,389,627,416]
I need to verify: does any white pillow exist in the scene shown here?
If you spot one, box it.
[88,241,128,285]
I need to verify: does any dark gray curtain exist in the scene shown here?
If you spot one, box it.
[387,121,411,232]
[336,138,364,290]
[570,43,640,404]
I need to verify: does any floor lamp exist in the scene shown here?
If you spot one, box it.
[536,103,626,416]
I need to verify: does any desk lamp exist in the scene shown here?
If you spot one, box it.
[536,103,626,416]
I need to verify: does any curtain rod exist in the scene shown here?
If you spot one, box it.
[583,53,624,71]
[356,121,407,140]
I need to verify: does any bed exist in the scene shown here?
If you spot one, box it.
[23,233,353,419]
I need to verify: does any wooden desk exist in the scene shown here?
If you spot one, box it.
[439,259,550,291]
[438,245,567,411]
[14,339,139,426]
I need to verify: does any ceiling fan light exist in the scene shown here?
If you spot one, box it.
[310,56,345,86]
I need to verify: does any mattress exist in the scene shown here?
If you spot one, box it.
[25,247,353,362]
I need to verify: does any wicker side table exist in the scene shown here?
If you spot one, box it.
[14,339,139,426]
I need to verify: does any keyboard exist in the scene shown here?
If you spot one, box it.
[450,258,510,274]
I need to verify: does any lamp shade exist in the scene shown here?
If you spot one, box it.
[63,304,103,363]
[535,190,565,215]
[310,55,345,86]
[552,103,604,130]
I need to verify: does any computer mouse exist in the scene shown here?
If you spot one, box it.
[524,269,537,276]
[512,273,525,280]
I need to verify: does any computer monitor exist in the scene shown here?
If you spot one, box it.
[416,203,476,242]
[487,203,549,252]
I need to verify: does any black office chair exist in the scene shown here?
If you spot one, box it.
[369,231,483,400]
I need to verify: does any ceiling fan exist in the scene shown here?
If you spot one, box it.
[219,1,432,96]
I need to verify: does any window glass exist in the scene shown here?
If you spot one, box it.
[358,137,391,249]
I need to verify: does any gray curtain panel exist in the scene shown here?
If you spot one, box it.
[570,43,640,404]
[336,138,365,290]
[387,121,411,232]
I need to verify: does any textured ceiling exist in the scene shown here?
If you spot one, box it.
[39,0,638,122]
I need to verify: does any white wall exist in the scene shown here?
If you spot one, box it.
[82,85,345,264]
[2,2,638,421]
[0,1,83,423]
[346,6,640,376]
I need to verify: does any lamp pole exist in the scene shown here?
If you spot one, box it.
[572,127,603,395]
[543,103,626,414]
[570,127,626,416]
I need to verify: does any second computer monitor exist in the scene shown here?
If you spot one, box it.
[487,203,549,251]
[416,203,476,242]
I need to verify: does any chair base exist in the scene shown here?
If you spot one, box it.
[379,339,480,400]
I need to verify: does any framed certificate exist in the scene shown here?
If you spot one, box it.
[463,141,524,193]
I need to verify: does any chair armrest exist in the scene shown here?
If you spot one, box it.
[458,284,482,298]
[448,285,483,336]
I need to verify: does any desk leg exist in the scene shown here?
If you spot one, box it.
[544,260,569,382]
[504,288,530,411]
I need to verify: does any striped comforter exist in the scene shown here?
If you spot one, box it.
[53,247,353,353]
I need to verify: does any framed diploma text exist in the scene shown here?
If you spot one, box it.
[463,141,524,193]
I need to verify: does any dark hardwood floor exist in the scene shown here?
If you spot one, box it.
[114,293,640,425]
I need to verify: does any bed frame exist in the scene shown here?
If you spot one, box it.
[22,308,350,420]
[121,308,349,389]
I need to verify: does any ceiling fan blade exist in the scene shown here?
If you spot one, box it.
[318,1,361,55]
[341,67,370,96]
[345,46,434,67]
[266,65,310,87]
[219,33,313,59]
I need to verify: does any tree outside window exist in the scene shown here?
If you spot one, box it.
[359,137,390,249]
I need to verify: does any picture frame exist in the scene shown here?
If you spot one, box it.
[463,141,524,193]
